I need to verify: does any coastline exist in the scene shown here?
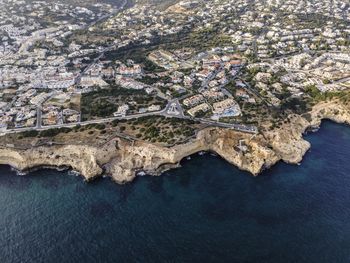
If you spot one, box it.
[0,100,349,184]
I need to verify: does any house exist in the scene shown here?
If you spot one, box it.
[212,98,241,116]
[183,94,204,107]
[187,103,210,117]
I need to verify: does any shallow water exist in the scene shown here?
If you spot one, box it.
[0,120,349,263]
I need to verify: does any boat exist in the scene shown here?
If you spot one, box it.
[12,168,27,176]
[68,170,80,177]
[311,127,319,132]
[137,171,146,176]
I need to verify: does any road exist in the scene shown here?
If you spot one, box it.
[191,116,257,133]
[3,95,18,112]
[334,76,350,85]
[199,65,224,92]
[36,106,42,129]
[88,0,128,28]
[74,0,128,85]
[163,99,185,118]
[238,76,274,107]
[4,100,258,135]
[4,69,258,136]
[3,2,259,137]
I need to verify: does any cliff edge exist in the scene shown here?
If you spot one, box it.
[0,100,349,184]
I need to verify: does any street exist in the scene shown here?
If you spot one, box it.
[4,99,258,136]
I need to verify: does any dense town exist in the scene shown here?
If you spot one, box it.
[0,0,349,143]
[2,1,350,261]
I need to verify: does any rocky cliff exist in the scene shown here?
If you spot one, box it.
[0,100,349,184]
[0,145,103,180]
[264,100,350,165]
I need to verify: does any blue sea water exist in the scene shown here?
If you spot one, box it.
[0,120,349,263]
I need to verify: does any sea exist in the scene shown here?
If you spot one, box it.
[0,120,349,263]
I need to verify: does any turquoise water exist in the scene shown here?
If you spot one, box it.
[0,120,350,263]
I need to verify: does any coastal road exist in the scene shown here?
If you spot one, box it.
[4,104,258,135]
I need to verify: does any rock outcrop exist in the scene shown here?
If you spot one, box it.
[264,100,350,165]
[0,145,103,180]
[0,100,349,184]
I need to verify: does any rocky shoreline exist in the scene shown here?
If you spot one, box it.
[0,101,349,184]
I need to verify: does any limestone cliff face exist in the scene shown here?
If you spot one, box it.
[264,115,311,164]
[200,128,279,175]
[106,127,282,183]
[0,127,278,183]
[264,101,350,165]
[107,138,208,183]
[0,100,349,184]
[0,145,103,179]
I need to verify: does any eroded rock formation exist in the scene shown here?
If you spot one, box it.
[0,100,349,184]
